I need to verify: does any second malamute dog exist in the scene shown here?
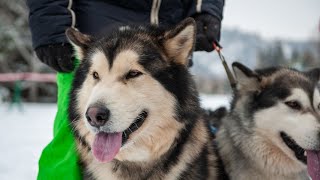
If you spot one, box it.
[216,62,320,180]
[65,18,221,180]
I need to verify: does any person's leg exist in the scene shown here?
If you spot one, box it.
[37,72,81,180]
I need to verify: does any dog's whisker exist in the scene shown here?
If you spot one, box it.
[134,123,139,129]
[106,101,117,106]
[69,116,81,133]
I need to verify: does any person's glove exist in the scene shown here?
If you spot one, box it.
[35,43,75,72]
[194,14,221,52]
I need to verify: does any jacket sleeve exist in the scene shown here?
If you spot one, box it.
[26,0,75,49]
[186,0,225,21]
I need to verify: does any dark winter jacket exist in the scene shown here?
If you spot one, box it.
[27,0,224,49]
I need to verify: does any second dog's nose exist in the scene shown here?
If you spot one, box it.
[86,106,110,128]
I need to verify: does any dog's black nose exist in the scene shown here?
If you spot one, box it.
[86,106,110,128]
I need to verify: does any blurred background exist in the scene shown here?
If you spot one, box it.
[0,0,319,179]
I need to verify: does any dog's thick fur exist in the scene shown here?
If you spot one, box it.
[66,18,221,180]
[216,63,320,180]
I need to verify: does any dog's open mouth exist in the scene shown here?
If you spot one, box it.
[122,110,148,144]
[280,132,320,179]
[91,110,148,163]
[280,132,306,164]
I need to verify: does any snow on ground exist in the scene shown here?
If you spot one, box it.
[200,94,231,110]
[0,94,230,179]
[0,103,56,180]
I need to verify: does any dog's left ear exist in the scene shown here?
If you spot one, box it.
[161,18,196,66]
[66,28,93,60]
[232,62,262,92]
[305,68,320,84]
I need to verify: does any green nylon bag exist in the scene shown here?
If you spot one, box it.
[37,70,82,180]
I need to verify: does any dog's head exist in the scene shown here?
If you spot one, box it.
[231,62,320,173]
[66,18,199,163]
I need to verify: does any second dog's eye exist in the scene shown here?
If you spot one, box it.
[285,101,302,111]
[126,70,142,80]
[93,71,100,80]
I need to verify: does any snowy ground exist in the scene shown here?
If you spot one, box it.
[0,103,56,180]
[0,94,230,179]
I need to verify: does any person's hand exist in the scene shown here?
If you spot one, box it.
[194,14,221,52]
[35,43,75,72]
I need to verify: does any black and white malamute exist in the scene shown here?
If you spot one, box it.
[216,63,320,180]
[66,18,221,179]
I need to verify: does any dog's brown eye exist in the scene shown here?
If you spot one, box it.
[126,70,142,79]
[318,103,320,110]
[93,71,99,80]
[285,101,302,111]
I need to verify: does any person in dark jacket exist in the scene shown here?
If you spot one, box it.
[28,0,224,72]
[26,1,224,179]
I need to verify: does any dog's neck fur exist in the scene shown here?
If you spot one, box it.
[216,104,309,180]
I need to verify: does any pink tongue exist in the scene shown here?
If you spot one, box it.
[307,150,320,180]
[92,132,122,163]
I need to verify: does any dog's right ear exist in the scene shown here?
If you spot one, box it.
[305,68,320,84]
[66,28,93,60]
[161,18,196,66]
[232,62,261,92]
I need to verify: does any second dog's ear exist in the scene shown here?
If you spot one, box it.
[232,62,261,92]
[306,68,320,84]
[66,28,93,60]
[161,18,196,66]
